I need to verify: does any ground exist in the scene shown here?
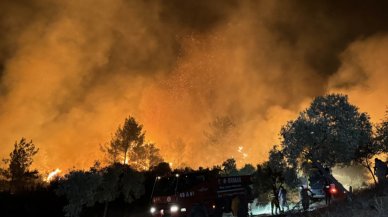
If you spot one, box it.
[251,183,388,217]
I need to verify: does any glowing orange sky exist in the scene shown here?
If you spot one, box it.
[1,0,388,173]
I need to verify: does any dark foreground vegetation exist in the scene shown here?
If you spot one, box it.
[1,178,388,217]
[0,186,149,217]
[285,183,388,217]
[1,93,388,217]
[0,163,244,217]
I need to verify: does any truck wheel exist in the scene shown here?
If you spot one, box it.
[192,211,206,217]
[190,207,206,217]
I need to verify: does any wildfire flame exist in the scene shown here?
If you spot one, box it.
[46,168,61,182]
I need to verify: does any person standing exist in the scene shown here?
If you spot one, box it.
[300,185,313,211]
[270,185,280,215]
[323,180,332,205]
[278,186,288,212]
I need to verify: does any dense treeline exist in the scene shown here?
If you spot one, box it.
[1,93,388,217]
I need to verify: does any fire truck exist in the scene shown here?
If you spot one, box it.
[149,172,253,217]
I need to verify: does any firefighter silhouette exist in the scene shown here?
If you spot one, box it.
[270,185,280,215]
[323,180,331,205]
[278,186,288,212]
[300,185,313,211]
[374,158,388,184]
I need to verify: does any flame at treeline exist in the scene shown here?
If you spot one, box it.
[45,168,61,182]
[1,0,388,172]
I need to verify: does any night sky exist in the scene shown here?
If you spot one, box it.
[1,0,388,172]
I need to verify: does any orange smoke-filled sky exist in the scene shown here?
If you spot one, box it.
[1,0,388,172]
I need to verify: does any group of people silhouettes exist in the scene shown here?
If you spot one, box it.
[270,185,288,215]
[265,159,388,215]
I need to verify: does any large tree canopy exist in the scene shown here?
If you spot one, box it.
[280,94,373,168]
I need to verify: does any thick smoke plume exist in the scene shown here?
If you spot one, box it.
[1,0,388,171]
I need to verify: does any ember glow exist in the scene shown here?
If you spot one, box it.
[237,146,248,160]
[1,1,388,171]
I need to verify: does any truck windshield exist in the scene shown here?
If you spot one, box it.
[177,174,206,191]
[153,173,208,196]
[154,176,178,196]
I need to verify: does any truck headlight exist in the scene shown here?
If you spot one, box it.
[170,205,179,212]
[150,207,156,214]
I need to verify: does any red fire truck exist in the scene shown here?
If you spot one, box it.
[149,172,253,217]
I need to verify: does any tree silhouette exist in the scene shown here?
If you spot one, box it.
[96,164,145,217]
[102,116,164,171]
[56,163,144,217]
[150,162,172,177]
[369,110,388,184]
[280,94,373,169]
[375,110,388,153]
[56,169,102,217]
[105,116,145,165]
[130,143,163,171]
[252,147,299,203]
[354,118,382,184]
[268,146,299,188]
[239,164,255,175]
[221,158,238,176]
[1,138,39,192]
[101,116,163,171]
[252,163,273,201]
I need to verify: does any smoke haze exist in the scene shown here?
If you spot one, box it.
[1,0,388,171]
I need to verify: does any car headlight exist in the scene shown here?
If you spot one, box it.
[180,208,187,212]
[170,205,179,212]
[150,207,156,214]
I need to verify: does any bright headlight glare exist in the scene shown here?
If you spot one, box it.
[180,208,187,212]
[170,205,179,212]
[150,207,156,213]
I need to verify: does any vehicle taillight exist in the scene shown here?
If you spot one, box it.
[329,185,337,194]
